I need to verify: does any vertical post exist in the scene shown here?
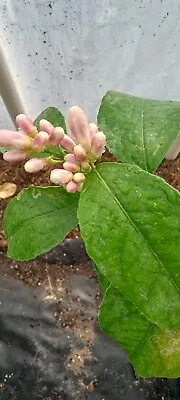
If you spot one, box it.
[165,137,180,160]
[0,42,27,127]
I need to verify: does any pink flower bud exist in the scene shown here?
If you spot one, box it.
[66,181,78,193]
[64,153,78,164]
[16,114,37,136]
[39,119,53,135]
[73,172,85,183]
[89,123,98,141]
[0,130,30,148]
[33,131,49,150]
[60,135,75,152]
[63,161,80,173]
[49,127,64,145]
[24,158,46,173]
[50,169,73,185]
[77,182,84,192]
[91,131,106,158]
[3,149,27,163]
[68,106,91,151]
[11,132,32,150]
[73,144,87,161]
[80,161,91,171]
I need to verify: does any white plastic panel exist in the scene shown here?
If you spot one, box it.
[0,0,180,159]
[1,0,180,123]
[0,96,14,129]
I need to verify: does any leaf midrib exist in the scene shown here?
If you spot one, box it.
[131,323,155,363]
[141,99,148,171]
[102,285,156,363]
[95,168,180,297]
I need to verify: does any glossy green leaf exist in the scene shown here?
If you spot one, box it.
[4,186,79,261]
[0,147,7,153]
[28,151,51,159]
[34,106,67,159]
[98,91,180,172]
[100,285,180,378]
[46,145,65,160]
[93,263,110,294]
[78,163,180,329]
[34,106,67,133]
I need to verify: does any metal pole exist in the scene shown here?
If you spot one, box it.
[0,41,27,127]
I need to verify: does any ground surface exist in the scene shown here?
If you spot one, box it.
[0,153,179,399]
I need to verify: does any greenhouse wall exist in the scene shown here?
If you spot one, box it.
[0,0,180,128]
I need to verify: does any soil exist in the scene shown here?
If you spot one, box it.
[0,153,179,399]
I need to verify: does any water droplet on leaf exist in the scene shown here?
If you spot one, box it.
[32,190,42,199]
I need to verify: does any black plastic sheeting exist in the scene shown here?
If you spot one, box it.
[0,240,179,400]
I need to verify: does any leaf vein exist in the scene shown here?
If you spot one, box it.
[7,208,66,238]
[132,324,155,362]
[141,100,148,171]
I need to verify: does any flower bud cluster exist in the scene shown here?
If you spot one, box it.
[0,107,106,193]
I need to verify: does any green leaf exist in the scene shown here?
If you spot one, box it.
[0,147,7,154]
[46,145,65,160]
[93,263,110,294]
[34,106,67,133]
[34,107,67,159]
[78,163,180,329]
[28,151,51,159]
[100,285,180,378]
[4,186,79,261]
[98,91,180,172]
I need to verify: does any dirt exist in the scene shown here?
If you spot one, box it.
[155,155,180,190]
[0,153,179,398]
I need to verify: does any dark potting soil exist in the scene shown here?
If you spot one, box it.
[0,153,179,399]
